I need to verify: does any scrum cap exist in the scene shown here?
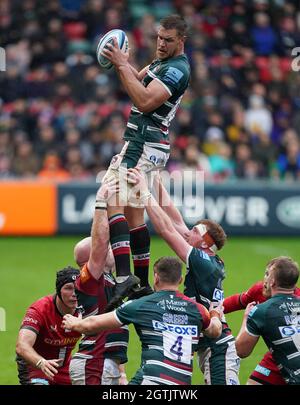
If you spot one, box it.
[56,266,80,298]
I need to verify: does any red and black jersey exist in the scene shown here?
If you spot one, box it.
[75,264,106,358]
[76,269,129,363]
[75,263,106,317]
[19,295,81,385]
[224,282,300,313]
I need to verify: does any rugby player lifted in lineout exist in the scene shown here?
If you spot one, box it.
[100,14,191,311]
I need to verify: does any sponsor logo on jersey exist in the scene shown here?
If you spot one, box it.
[163,67,184,85]
[23,316,38,325]
[50,324,57,332]
[212,288,224,302]
[248,305,258,317]
[279,301,300,314]
[279,324,300,337]
[284,315,300,325]
[162,313,188,325]
[254,365,271,376]
[152,320,198,336]
[151,64,161,74]
[149,155,165,166]
[44,337,78,345]
[157,299,166,310]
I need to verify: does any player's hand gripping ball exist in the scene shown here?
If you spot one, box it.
[96,29,129,69]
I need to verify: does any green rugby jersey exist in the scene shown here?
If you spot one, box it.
[115,290,210,385]
[124,54,190,148]
[184,247,233,349]
[247,294,300,384]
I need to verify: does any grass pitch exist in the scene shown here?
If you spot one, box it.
[1,236,300,385]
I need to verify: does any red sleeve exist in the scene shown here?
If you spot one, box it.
[196,303,211,330]
[223,293,245,313]
[243,281,264,303]
[294,287,300,297]
[21,307,44,334]
[224,282,264,313]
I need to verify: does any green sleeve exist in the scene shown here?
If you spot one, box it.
[115,299,140,325]
[246,305,265,337]
[156,62,189,95]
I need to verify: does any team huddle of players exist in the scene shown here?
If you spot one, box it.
[16,14,300,386]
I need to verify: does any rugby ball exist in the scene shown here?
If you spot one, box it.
[96,29,129,69]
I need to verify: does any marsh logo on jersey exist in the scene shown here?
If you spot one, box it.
[284,315,300,325]
[157,300,166,310]
[212,288,224,302]
[152,320,198,336]
[279,325,300,337]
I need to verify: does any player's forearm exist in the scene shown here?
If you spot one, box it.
[146,196,176,237]
[128,65,139,79]
[89,209,109,271]
[116,64,152,112]
[16,341,42,368]
[72,312,120,334]
[204,317,222,338]
[154,177,188,235]
[223,293,244,313]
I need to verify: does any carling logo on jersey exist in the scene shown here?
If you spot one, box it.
[152,320,198,336]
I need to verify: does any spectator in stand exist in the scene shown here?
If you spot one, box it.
[38,151,70,182]
[35,125,58,160]
[209,142,235,182]
[275,139,300,181]
[13,140,40,178]
[0,153,15,179]
[251,13,278,56]
[244,95,273,140]
[182,144,212,180]
[0,0,300,183]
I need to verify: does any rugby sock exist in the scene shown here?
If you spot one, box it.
[109,214,131,278]
[130,224,150,287]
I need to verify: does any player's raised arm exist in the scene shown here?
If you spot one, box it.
[153,173,189,236]
[87,179,119,279]
[102,39,171,113]
[127,168,190,262]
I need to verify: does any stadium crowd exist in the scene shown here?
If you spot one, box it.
[1,0,300,182]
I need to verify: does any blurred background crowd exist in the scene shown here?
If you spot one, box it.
[0,0,300,183]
